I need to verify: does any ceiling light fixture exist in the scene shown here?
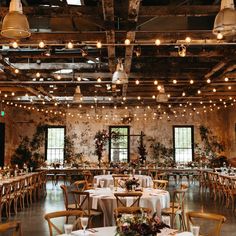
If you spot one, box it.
[1,0,31,39]
[178,44,187,57]
[112,58,128,84]
[213,0,236,37]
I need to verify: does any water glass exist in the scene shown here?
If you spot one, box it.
[138,170,142,175]
[109,184,114,191]
[191,225,200,236]
[100,180,105,188]
[107,171,111,175]
[80,217,89,235]
[64,224,73,235]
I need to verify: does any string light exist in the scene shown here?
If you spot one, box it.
[206,79,211,83]
[97,77,102,83]
[12,41,18,48]
[185,36,191,43]
[39,41,45,48]
[124,39,131,45]
[154,80,158,85]
[155,39,161,46]
[96,41,102,48]
[14,68,19,74]
[173,79,177,84]
[190,80,194,84]
[224,77,229,82]
[67,42,74,49]
[135,80,139,85]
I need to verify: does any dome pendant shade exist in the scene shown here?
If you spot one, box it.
[1,0,31,39]
[213,0,236,37]
[112,60,128,84]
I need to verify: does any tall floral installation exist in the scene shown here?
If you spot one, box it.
[94,129,120,166]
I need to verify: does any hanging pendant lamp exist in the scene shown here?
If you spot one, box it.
[112,59,128,84]
[213,0,236,37]
[1,0,31,39]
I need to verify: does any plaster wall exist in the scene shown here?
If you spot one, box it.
[0,106,230,165]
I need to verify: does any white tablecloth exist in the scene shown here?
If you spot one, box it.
[93,174,153,188]
[59,226,193,236]
[87,187,170,226]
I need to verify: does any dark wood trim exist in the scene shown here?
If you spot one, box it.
[45,125,66,161]
[109,126,130,163]
[173,125,194,162]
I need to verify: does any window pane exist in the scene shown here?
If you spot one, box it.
[110,127,129,163]
[174,127,193,163]
[47,127,65,163]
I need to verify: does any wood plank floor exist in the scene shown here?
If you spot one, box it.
[2,181,236,236]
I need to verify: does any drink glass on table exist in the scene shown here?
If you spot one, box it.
[80,217,89,235]
[64,224,73,235]
[191,225,200,236]
[100,180,105,188]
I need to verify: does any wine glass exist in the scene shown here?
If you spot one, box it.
[80,217,89,235]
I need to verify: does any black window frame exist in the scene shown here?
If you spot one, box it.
[173,125,194,163]
[45,125,66,162]
[109,126,130,163]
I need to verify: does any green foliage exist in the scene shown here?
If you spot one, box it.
[149,139,173,165]
[11,124,46,169]
[195,125,225,161]
[137,132,148,164]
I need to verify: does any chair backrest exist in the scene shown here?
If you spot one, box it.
[153,180,168,190]
[114,192,142,207]
[172,188,187,213]
[60,185,70,210]
[0,221,22,236]
[71,180,87,191]
[112,174,130,188]
[71,190,91,215]
[114,206,151,220]
[44,210,84,236]
[186,211,226,236]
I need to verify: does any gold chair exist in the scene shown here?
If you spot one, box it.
[161,188,187,230]
[44,210,84,236]
[186,211,226,236]
[153,180,168,190]
[0,220,22,236]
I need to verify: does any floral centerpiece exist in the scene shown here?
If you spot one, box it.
[116,212,169,236]
[125,177,140,191]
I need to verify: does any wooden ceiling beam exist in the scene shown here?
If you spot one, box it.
[123,0,141,97]
[0,5,219,17]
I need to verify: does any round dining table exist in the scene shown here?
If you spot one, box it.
[86,187,170,226]
[59,226,194,236]
[93,174,153,188]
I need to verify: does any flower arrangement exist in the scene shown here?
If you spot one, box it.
[125,177,140,191]
[116,212,169,236]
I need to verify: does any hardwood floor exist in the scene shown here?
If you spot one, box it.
[1,180,236,236]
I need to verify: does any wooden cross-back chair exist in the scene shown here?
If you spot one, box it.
[0,221,22,236]
[153,180,168,190]
[60,185,77,211]
[161,188,187,230]
[71,190,103,227]
[0,183,10,222]
[114,192,143,208]
[44,210,84,236]
[186,211,226,236]
[112,174,130,188]
[71,180,88,191]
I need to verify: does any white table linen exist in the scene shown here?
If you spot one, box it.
[87,187,170,226]
[93,174,153,188]
[59,226,193,236]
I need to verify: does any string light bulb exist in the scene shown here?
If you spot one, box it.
[12,41,18,48]
[155,39,161,46]
[135,80,139,85]
[39,41,45,48]
[124,39,130,45]
[96,41,102,48]
[185,36,191,43]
